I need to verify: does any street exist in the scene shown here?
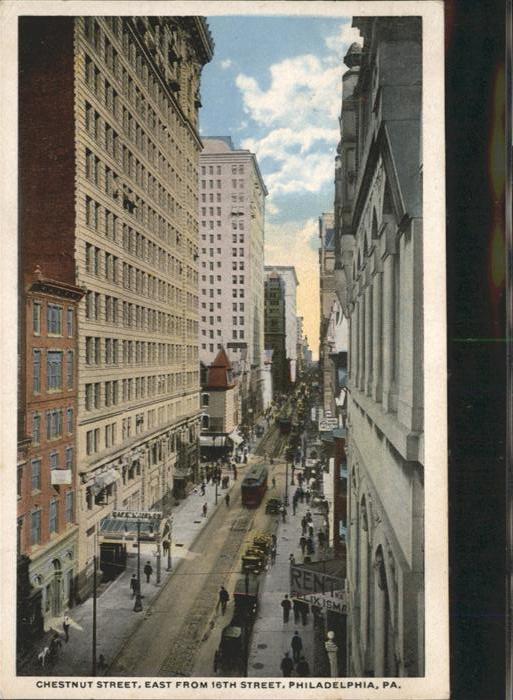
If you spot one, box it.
[111,430,286,677]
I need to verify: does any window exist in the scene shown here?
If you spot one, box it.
[49,499,58,534]
[201,393,209,407]
[86,428,100,455]
[66,351,74,389]
[50,451,59,470]
[67,308,74,336]
[65,446,73,469]
[65,492,74,523]
[46,409,63,439]
[31,510,41,546]
[47,351,63,390]
[31,459,41,491]
[33,350,41,393]
[33,303,41,335]
[66,408,73,433]
[47,305,62,335]
[32,413,41,444]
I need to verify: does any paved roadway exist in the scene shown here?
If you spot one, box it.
[110,425,286,677]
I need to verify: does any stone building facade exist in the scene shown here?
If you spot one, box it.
[264,271,288,394]
[333,19,424,676]
[264,265,298,385]
[19,16,213,598]
[17,269,85,638]
[198,137,267,426]
[318,212,339,415]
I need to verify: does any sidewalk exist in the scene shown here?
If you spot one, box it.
[21,465,245,677]
[247,465,327,678]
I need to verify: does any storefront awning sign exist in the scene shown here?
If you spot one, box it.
[200,435,227,446]
[228,430,244,446]
[90,468,120,496]
[290,562,348,614]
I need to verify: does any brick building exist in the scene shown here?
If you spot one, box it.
[19,16,213,598]
[17,267,84,643]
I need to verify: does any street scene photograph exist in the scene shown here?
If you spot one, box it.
[9,4,447,695]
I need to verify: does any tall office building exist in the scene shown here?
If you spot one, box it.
[19,16,214,598]
[198,137,267,420]
[264,266,299,385]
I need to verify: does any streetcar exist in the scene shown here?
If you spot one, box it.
[241,464,268,507]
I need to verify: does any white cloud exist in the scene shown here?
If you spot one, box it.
[220,59,233,70]
[266,201,280,216]
[324,22,362,57]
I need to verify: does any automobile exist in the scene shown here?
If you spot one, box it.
[255,424,265,437]
[265,497,282,514]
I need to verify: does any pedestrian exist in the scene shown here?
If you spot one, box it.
[280,651,294,677]
[98,654,106,672]
[305,489,311,505]
[130,574,138,598]
[280,506,287,523]
[293,598,301,624]
[202,502,208,517]
[299,599,310,625]
[308,524,314,538]
[144,561,153,583]
[200,481,206,496]
[306,510,312,523]
[269,543,277,565]
[301,516,307,536]
[214,648,221,674]
[299,488,305,504]
[296,655,310,676]
[299,535,307,555]
[291,631,303,662]
[224,492,230,507]
[281,595,292,623]
[306,536,315,555]
[62,614,71,643]
[289,553,296,566]
[271,533,277,546]
[318,530,325,548]
[233,466,237,480]
[292,499,297,516]
[272,476,276,489]
[218,585,229,614]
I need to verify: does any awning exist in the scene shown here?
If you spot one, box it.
[200,435,227,447]
[90,468,121,496]
[227,430,244,446]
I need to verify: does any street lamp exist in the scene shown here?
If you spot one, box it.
[133,520,143,612]
[164,516,173,572]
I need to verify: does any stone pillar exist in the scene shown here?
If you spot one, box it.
[365,283,373,395]
[358,295,365,392]
[374,570,386,676]
[372,270,383,401]
[325,631,338,677]
[381,253,395,412]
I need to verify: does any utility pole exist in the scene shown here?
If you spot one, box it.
[92,554,97,676]
[133,520,143,612]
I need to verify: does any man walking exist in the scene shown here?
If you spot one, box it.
[130,574,138,598]
[202,502,208,518]
[281,595,292,623]
[62,615,71,643]
[218,585,229,614]
[296,655,310,676]
[280,652,294,677]
[293,598,301,624]
[301,516,307,536]
[291,631,303,663]
[144,561,153,583]
[299,535,307,555]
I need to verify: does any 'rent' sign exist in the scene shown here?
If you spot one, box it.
[290,563,348,614]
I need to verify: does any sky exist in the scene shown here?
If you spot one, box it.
[199,15,362,359]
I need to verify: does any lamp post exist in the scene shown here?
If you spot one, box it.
[92,553,97,676]
[325,631,338,677]
[164,516,172,571]
[133,520,143,612]
[284,461,289,506]
[155,539,161,585]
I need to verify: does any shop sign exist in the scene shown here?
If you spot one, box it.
[111,510,162,520]
[290,564,348,614]
[318,417,338,431]
[51,469,72,485]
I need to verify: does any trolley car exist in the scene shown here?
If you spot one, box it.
[241,464,268,507]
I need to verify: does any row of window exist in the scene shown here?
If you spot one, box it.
[84,336,197,367]
[201,287,246,299]
[27,493,74,546]
[85,371,196,411]
[33,303,74,337]
[31,408,74,444]
[33,350,74,394]
[200,164,245,176]
[200,179,245,190]
[84,240,197,304]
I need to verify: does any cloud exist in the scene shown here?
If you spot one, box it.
[265,218,320,354]
[324,22,362,57]
[220,59,233,69]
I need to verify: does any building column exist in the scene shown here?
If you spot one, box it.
[358,295,365,392]
[381,254,395,412]
[372,270,383,402]
[365,283,373,395]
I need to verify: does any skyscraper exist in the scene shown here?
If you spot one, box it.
[19,16,214,598]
